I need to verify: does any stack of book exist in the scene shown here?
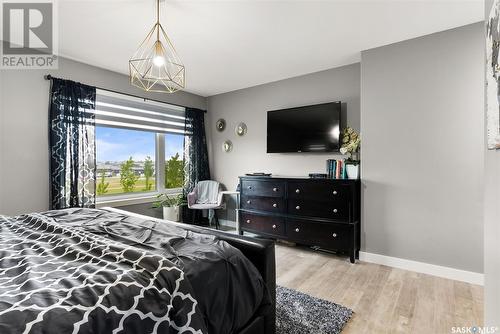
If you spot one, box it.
[326,159,347,179]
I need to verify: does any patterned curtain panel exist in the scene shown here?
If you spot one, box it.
[183,108,210,194]
[182,108,210,223]
[49,78,96,210]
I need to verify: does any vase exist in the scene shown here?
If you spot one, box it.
[346,164,360,179]
[163,206,180,222]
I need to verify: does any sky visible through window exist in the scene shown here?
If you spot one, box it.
[96,127,183,162]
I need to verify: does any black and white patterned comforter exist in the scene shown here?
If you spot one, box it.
[0,209,267,334]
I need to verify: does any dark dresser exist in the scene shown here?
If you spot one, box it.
[239,176,360,263]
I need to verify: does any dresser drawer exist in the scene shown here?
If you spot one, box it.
[241,195,285,213]
[288,198,349,220]
[286,220,350,250]
[288,181,350,201]
[241,212,285,236]
[241,180,285,197]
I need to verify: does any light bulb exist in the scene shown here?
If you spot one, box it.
[153,55,165,67]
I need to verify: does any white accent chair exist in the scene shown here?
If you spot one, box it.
[187,180,224,229]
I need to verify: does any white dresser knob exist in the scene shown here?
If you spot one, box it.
[295,228,300,232]
[246,219,251,224]
[272,224,277,229]
[333,190,338,195]
[295,189,300,193]
[273,203,277,208]
[333,209,338,213]
[247,200,251,204]
[332,233,337,238]
[273,187,278,192]
[295,205,300,210]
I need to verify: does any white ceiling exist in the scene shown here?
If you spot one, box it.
[59,0,484,97]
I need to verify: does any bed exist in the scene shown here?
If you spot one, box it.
[0,208,276,334]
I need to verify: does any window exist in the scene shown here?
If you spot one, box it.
[164,134,184,189]
[94,90,185,200]
[96,127,156,196]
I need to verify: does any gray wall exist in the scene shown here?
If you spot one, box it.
[361,23,484,273]
[484,0,500,326]
[0,57,205,216]
[484,134,500,324]
[206,63,360,220]
[0,69,4,215]
[0,22,488,284]
[207,63,360,191]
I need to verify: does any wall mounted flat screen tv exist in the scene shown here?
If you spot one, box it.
[267,101,341,153]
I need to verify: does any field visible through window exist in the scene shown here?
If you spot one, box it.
[96,127,184,196]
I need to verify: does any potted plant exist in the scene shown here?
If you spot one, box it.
[153,193,186,222]
[339,127,361,179]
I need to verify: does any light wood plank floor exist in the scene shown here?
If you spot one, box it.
[275,244,483,334]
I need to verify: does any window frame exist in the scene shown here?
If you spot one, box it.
[94,90,185,206]
[156,133,184,196]
[95,130,184,206]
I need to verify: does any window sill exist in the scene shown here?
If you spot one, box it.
[96,189,182,208]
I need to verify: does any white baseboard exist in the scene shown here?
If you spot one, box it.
[359,251,484,286]
[216,218,483,285]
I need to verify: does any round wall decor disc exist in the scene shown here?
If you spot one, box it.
[235,122,247,136]
[222,140,233,152]
[216,119,226,132]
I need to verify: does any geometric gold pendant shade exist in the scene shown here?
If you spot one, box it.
[129,0,185,93]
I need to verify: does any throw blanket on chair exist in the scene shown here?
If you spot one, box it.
[195,181,220,204]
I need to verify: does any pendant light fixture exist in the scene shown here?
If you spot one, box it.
[129,0,185,93]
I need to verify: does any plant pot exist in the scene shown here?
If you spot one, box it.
[163,206,180,222]
[346,164,360,179]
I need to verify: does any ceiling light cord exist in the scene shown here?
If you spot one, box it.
[156,0,160,41]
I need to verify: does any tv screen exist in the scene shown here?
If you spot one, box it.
[267,102,341,153]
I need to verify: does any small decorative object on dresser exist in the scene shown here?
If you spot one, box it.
[340,127,360,179]
[308,173,328,179]
[239,175,360,263]
[246,172,272,176]
[345,164,359,179]
[153,193,186,222]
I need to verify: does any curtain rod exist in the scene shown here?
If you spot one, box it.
[44,74,206,113]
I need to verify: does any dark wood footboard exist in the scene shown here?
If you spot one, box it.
[186,227,276,334]
[105,208,276,334]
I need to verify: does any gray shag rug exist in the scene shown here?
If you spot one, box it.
[276,286,353,334]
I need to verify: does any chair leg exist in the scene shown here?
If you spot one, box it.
[207,209,212,227]
[191,209,196,225]
[213,210,219,230]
